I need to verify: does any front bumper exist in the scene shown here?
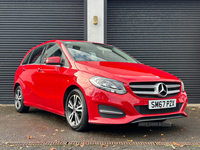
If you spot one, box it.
[84,86,188,125]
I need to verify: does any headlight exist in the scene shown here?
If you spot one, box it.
[181,81,185,92]
[90,76,127,94]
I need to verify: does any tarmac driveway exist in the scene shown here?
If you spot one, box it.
[0,106,200,146]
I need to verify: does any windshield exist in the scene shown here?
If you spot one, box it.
[63,42,139,63]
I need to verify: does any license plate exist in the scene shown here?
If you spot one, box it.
[148,99,176,109]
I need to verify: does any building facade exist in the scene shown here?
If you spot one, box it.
[0,0,200,104]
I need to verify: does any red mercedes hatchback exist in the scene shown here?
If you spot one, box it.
[14,40,188,131]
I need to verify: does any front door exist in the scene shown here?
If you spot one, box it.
[35,43,64,112]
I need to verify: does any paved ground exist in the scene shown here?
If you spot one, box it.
[0,106,200,150]
[1,145,200,150]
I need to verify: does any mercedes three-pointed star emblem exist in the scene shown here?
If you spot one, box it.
[156,83,168,97]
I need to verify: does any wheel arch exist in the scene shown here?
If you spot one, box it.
[63,85,82,110]
[13,83,20,97]
[13,78,26,97]
[14,83,20,90]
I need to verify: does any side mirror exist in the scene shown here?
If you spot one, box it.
[45,56,61,65]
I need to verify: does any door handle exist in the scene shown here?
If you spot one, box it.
[38,68,43,72]
[22,68,26,71]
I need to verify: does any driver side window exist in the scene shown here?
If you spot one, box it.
[42,43,62,64]
[41,43,69,67]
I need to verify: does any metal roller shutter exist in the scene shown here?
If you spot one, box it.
[0,0,84,104]
[107,0,200,103]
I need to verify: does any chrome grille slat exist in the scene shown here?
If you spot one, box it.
[166,85,180,88]
[132,91,157,95]
[129,82,181,98]
[167,90,180,94]
[129,85,156,88]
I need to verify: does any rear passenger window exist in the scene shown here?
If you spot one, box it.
[21,51,32,65]
[29,45,45,64]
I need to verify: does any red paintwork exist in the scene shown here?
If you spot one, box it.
[45,56,61,64]
[14,40,188,125]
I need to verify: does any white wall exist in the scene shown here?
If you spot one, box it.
[87,0,104,43]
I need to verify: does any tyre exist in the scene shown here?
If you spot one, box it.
[65,89,90,131]
[14,86,29,113]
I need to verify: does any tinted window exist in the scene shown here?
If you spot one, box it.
[29,45,45,64]
[63,42,139,63]
[21,51,32,65]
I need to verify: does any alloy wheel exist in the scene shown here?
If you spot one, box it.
[15,88,22,110]
[67,94,83,127]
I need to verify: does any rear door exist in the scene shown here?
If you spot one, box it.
[20,45,46,105]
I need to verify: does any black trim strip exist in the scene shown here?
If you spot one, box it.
[130,114,185,124]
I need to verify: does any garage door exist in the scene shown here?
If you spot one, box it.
[0,0,84,104]
[107,0,200,103]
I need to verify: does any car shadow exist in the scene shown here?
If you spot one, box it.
[27,107,186,136]
[27,107,67,126]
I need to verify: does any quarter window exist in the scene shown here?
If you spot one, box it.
[21,51,33,65]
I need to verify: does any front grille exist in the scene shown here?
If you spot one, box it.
[129,82,180,98]
[134,103,183,114]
